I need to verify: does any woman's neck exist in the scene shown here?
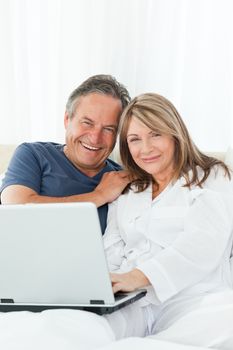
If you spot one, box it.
[152,174,173,199]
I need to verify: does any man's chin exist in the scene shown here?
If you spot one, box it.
[75,158,107,172]
[82,154,109,166]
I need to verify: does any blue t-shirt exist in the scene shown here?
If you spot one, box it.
[0,142,121,233]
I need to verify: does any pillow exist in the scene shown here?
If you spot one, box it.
[0,173,4,188]
[225,147,233,170]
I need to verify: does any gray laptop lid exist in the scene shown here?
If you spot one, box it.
[0,202,147,314]
[0,202,117,305]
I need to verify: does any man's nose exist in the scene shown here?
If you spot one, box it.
[89,127,102,144]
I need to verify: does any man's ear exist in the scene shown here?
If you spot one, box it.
[64,111,69,129]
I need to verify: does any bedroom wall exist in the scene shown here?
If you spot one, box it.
[0,0,233,151]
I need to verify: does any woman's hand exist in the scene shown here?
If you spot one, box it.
[110,269,150,293]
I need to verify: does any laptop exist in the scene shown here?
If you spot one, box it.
[0,202,146,314]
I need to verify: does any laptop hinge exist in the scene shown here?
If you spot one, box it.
[90,300,105,304]
[0,298,14,303]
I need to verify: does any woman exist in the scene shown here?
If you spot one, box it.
[103,93,233,346]
[1,93,232,349]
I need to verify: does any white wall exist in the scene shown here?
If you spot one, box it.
[0,0,233,151]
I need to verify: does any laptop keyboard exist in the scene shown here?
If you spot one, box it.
[114,292,128,302]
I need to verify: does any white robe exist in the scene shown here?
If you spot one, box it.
[103,167,233,339]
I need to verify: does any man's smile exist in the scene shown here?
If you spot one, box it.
[80,141,102,151]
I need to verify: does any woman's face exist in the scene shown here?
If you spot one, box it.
[126,116,175,182]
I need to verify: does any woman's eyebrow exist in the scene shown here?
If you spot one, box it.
[127,133,138,137]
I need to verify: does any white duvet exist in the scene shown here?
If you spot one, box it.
[0,309,114,350]
[0,309,205,350]
[1,290,233,350]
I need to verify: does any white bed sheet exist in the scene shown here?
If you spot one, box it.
[0,309,114,350]
[1,290,233,350]
[101,338,208,350]
[0,308,207,350]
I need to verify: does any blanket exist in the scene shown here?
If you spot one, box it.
[1,290,233,350]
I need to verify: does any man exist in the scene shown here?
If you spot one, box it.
[0,74,131,232]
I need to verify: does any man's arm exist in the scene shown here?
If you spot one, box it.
[1,170,130,207]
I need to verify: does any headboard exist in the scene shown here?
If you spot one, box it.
[0,144,232,175]
[0,145,17,174]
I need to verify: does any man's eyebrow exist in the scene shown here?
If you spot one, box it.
[104,124,118,129]
[81,116,93,122]
[80,116,117,130]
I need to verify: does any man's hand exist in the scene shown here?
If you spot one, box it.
[94,170,131,205]
[110,269,150,293]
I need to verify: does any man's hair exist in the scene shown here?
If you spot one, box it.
[119,93,231,192]
[66,74,131,118]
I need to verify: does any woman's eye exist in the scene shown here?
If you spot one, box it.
[128,138,139,143]
[151,132,160,137]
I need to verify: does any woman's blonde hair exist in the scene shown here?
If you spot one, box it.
[119,93,230,192]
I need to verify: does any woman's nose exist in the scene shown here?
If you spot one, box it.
[141,139,153,153]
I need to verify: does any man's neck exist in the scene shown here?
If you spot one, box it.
[63,146,106,177]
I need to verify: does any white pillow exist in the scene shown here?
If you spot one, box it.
[0,173,4,188]
[225,147,233,170]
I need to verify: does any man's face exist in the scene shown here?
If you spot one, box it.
[64,93,122,176]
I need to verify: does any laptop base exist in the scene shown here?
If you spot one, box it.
[0,290,147,315]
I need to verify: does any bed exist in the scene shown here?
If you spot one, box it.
[1,145,233,350]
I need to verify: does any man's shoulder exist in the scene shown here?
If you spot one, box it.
[18,141,63,151]
[16,142,64,158]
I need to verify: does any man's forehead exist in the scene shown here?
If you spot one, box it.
[81,115,118,126]
[74,94,122,122]
[76,92,121,106]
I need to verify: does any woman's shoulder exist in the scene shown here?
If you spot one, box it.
[201,165,233,194]
[109,184,151,212]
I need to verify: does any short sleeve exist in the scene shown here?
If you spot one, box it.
[0,143,42,194]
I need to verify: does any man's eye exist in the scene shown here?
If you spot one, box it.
[82,121,92,126]
[104,127,115,134]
